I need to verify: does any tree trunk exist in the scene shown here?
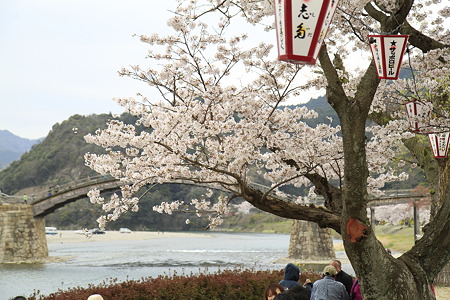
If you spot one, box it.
[344,232,436,300]
[435,262,450,285]
[318,43,440,299]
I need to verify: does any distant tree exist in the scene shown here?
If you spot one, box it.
[85,1,450,299]
[373,203,431,226]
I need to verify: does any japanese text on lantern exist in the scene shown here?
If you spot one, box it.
[404,100,432,133]
[428,132,450,158]
[291,1,322,56]
[388,40,397,76]
[275,0,341,64]
[438,134,449,152]
[368,35,408,80]
[370,38,384,76]
[381,36,408,79]
[295,4,315,39]
[313,0,338,59]
[276,0,286,54]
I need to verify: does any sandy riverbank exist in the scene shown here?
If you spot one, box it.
[46,230,213,244]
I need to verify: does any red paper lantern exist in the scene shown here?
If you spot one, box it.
[428,132,450,158]
[368,35,409,80]
[404,100,432,133]
[274,0,340,65]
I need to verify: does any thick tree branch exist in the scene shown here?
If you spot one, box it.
[240,184,341,233]
[353,61,381,113]
[270,145,343,213]
[391,0,414,29]
[366,1,448,53]
[318,44,349,112]
[404,181,450,280]
[365,0,414,33]
[305,173,343,212]
[401,21,450,53]
[364,3,387,25]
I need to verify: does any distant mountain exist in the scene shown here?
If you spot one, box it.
[284,95,340,128]
[0,114,118,194]
[0,130,42,170]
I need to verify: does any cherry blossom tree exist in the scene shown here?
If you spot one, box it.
[84,0,450,299]
[373,203,431,225]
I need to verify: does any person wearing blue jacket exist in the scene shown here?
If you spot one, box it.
[279,263,302,290]
[311,265,349,300]
[279,263,313,295]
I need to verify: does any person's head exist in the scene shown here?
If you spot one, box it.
[265,283,285,300]
[87,295,104,300]
[323,265,338,278]
[330,260,342,273]
[12,297,27,300]
[283,263,300,281]
[273,293,295,300]
[286,285,310,300]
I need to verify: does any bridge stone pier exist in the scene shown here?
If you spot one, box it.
[0,176,123,263]
[288,220,335,261]
[0,204,48,263]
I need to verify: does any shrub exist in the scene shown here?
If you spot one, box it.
[28,268,320,300]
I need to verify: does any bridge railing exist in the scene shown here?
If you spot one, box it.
[369,189,429,200]
[2,175,431,207]
[0,192,22,204]
[0,175,118,205]
[30,175,118,204]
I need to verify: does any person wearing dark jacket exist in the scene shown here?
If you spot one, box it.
[279,263,302,290]
[286,285,311,300]
[331,260,354,296]
[279,263,313,296]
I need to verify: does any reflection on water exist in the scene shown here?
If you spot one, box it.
[0,232,291,299]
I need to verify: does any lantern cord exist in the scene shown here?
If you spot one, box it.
[337,8,405,37]
[405,46,450,124]
[337,8,378,36]
[405,46,421,101]
[337,8,374,42]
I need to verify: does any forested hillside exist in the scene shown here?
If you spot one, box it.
[0,114,111,194]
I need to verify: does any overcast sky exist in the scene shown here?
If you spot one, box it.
[0,0,177,139]
[0,0,334,140]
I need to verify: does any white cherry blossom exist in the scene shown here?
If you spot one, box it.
[84,0,449,231]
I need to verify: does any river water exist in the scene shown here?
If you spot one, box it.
[1,232,291,299]
[0,232,350,299]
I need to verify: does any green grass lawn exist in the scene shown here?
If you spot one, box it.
[221,213,419,253]
[374,225,416,252]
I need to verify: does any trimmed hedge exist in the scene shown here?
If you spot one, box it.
[27,268,321,300]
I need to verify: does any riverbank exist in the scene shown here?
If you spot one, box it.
[46,230,212,244]
[42,230,215,263]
